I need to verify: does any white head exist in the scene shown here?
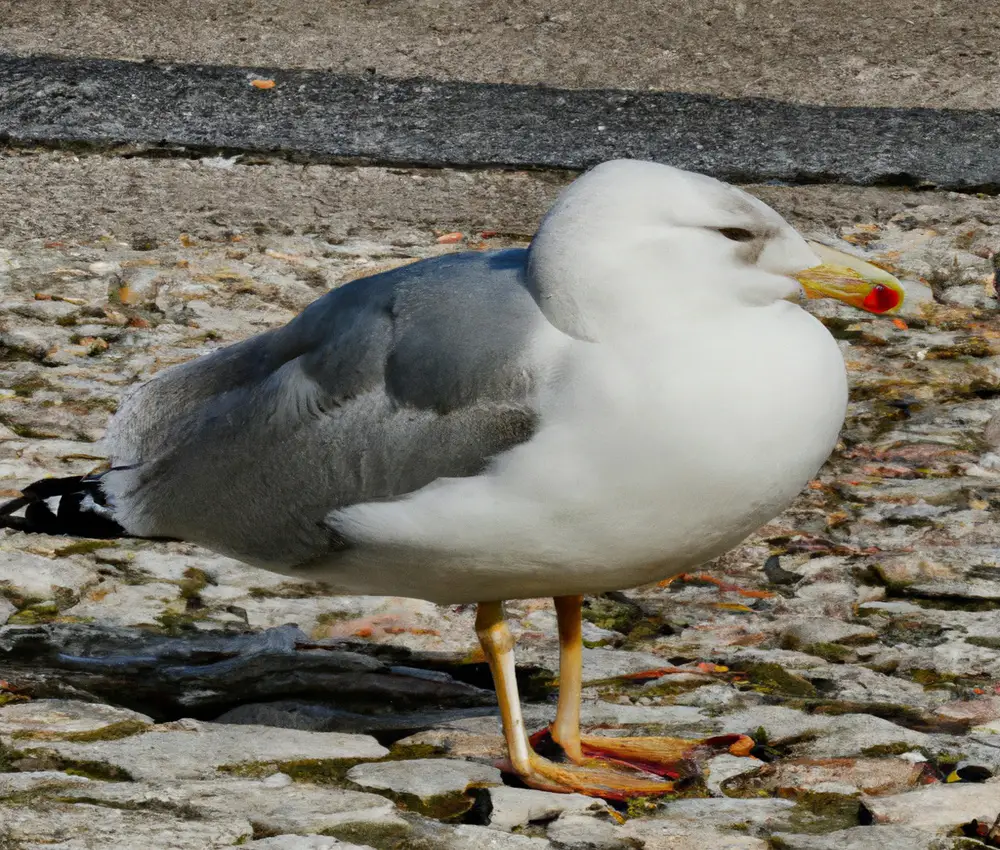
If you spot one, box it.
[526,160,902,340]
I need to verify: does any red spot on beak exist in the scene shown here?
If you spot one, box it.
[862,283,900,313]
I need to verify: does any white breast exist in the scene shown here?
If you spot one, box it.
[324,302,847,603]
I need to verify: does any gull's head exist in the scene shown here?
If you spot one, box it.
[527,159,904,340]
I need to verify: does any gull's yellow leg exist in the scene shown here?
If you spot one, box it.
[476,600,534,775]
[549,596,755,779]
[550,595,584,763]
[475,600,675,799]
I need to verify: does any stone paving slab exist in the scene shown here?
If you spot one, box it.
[2,55,1000,189]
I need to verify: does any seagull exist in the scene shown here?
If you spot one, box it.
[1,160,903,798]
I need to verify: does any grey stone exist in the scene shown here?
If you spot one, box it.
[45,775,406,838]
[863,501,951,522]
[719,707,928,757]
[62,581,183,625]
[940,283,994,308]
[393,727,507,763]
[447,824,554,849]
[794,716,929,759]
[509,646,670,682]
[0,803,252,849]
[770,826,950,850]
[215,701,498,736]
[659,797,797,830]
[0,770,93,795]
[346,758,502,800]
[934,696,1000,726]
[20,718,387,780]
[0,548,97,599]
[0,698,153,736]
[895,640,1000,678]
[519,609,621,646]
[781,617,878,648]
[780,581,864,617]
[722,757,926,798]
[546,813,634,850]
[0,595,15,624]
[0,622,490,717]
[242,838,376,850]
[800,665,941,710]
[704,753,765,797]
[576,702,715,735]
[861,779,1000,829]
[722,648,831,670]
[486,786,612,832]
[857,601,926,615]
[620,819,769,850]
[909,581,1000,603]
[673,683,750,710]
[413,702,716,740]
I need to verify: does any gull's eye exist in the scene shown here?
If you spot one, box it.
[717,227,756,243]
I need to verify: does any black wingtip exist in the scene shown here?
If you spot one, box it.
[0,474,129,539]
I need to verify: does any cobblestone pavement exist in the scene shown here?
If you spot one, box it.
[1,159,999,848]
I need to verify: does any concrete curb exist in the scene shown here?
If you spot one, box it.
[1,53,999,190]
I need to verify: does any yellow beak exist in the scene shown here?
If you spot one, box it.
[793,241,905,314]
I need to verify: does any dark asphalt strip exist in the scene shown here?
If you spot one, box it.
[1,53,999,190]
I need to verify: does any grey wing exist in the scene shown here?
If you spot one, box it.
[103,248,547,566]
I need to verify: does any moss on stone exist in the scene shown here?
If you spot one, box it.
[386,743,446,761]
[783,698,930,730]
[219,757,360,783]
[320,821,415,850]
[926,337,995,359]
[50,794,201,819]
[804,642,855,663]
[0,740,23,773]
[779,790,862,835]
[635,677,712,699]
[11,719,150,744]
[908,596,1000,613]
[155,595,215,633]
[582,595,641,633]
[10,375,50,397]
[3,421,60,439]
[15,749,133,782]
[623,795,666,819]
[386,788,481,821]
[742,663,818,698]
[966,635,1000,650]
[102,560,154,586]
[249,581,331,599]
[53,539,117,558]
[219,742,446,787]
[909,668,959,687]
[879,617,944,647]
[177,566,211,600]
[623,619,666,648]
[7,600,62,625]
[860,741,924,757]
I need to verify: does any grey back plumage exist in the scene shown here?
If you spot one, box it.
[104,249,546,566]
